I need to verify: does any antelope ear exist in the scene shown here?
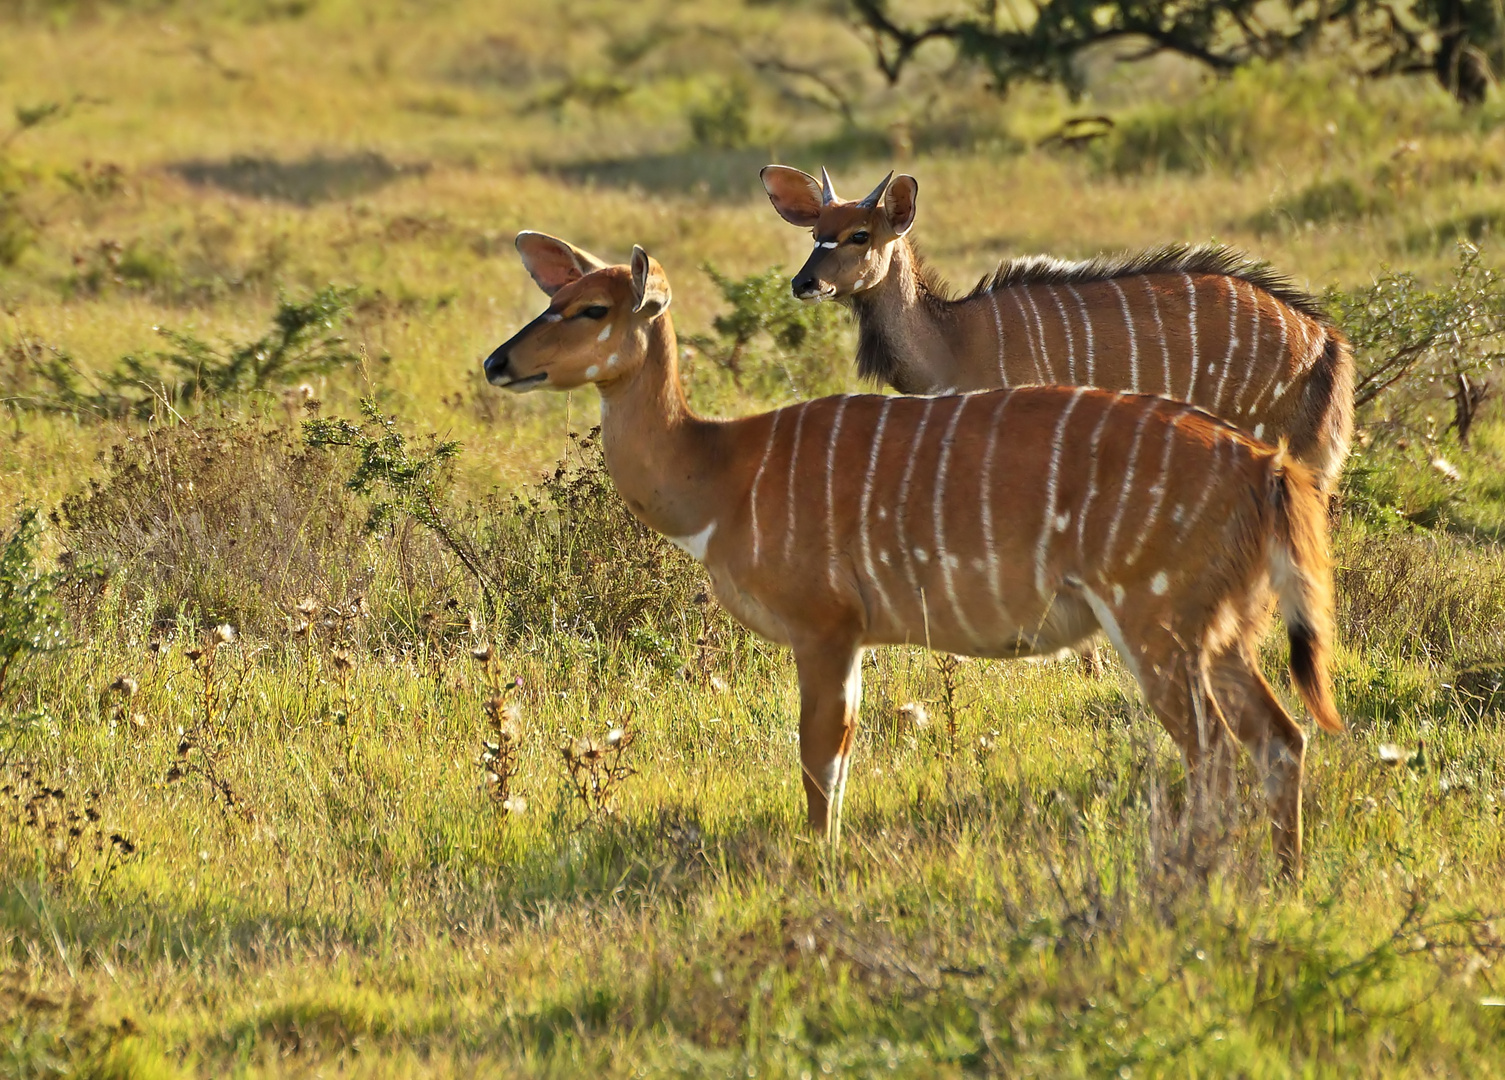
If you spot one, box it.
[514,231,608,296]
[885,174,919,237]
[760,165,823,228]
[630,246,672,318]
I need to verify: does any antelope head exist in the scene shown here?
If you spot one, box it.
[760,165,918,302]
[484,232,671,392]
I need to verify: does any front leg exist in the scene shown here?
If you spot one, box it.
[794,642,864,844]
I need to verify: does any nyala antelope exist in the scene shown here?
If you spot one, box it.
[484,232,1344,877]
[761,166,1355,492]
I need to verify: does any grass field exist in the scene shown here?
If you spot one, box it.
[2,2,1504,1076]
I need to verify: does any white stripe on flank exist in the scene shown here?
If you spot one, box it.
[1231,284,1263,415]
[1142,277,1172,395]
[933,396,980,643]
[1076,392,1124,560]
[749,409,783,564]
[1107,280,1139,392]
[858,398,897,621]
[895,398,938,605]
[1184,274,1200,403]
[1022,289,1054,382]
[1121,409,1189,567]
[1248,302,1289,414]
[987,291,1009,386]
[1033,388,1088,599]
[1101,399,1157,564]
[1210,277,1241,412]
[824,396,851,590]
[1178,435,1226,540]
[781,404,810,563]
[1067,285,1096,384]
[1047,287,1078,383]
[1006,289,1045,383]
[980,390,1016,624]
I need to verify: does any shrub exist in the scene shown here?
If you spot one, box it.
[54,421,380,636]
[308,402,746,664]
[0,508,68,709]
[11,286,362,420]
[688,264,849,398]
[1331,243,1505,441]
[1095,63,1385,176]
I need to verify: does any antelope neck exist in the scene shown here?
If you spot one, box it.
[848,238,952,393]
[597,316,724,541]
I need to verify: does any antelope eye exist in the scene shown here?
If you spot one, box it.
[579,305,610,320]
[849,230,870,245]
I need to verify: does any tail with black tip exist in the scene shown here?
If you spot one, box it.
[1267,445,1343,734]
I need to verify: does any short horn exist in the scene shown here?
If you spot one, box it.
[820,166,836,205]
[857,171,894,209]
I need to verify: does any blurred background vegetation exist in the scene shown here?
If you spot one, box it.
[2,2,1505,1076]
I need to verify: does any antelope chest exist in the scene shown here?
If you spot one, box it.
[702,563,792,646]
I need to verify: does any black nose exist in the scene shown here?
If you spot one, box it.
[792,274,817,298]
[483,343,510,384]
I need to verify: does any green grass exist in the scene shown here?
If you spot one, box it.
[2,2,1505,1075]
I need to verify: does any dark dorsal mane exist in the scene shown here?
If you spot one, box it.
[967,243,1332,326]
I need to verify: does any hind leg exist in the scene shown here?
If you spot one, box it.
[1208,648,1308,878]
[1078,589,1237,833]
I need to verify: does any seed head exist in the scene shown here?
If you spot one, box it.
[896,701,931,731]
[471,644,494,663]
[110,675,139,697]
[185,646,204,663]
[502,795,527,815]
[214,624,236,644]
[605,727,625,748]
[331,648,353,673]
[293,620,311,637]
[296,596,320,618]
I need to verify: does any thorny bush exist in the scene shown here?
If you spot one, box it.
[55,421,379,637]
[310,401,743,663]
[6,286,362,420]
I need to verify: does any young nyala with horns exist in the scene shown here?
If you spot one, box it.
[761,165,1355,493]
[483,232,1344,878]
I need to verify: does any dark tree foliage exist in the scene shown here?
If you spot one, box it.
[850,0,1503,104]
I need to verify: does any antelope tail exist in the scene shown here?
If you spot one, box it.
[1267,446,1344,734]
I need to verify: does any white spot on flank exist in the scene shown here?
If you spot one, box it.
[1253,423,1265,440]
[1171,503,1184,524]
[597,324,612,341]
[879,550,891,565]
[914,548,929,564]
[877,507,888,520]
[1054,511,1070,532]
[584,365,599,379]
[606,353,619,368]
[1112,583,1125,605]
[1151,571,1168,595]
[670,522,716,562]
